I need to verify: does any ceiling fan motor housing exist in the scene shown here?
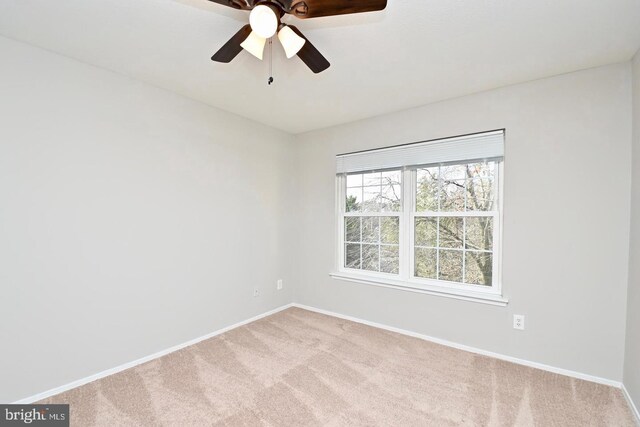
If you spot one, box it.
[256,1,285,18]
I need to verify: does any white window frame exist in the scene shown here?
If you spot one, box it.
[332,160,507,307]
[336,172,405,281]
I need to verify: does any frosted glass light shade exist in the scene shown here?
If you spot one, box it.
[249,5,278,38]
[278,26,306,59]
[240,31,266,60]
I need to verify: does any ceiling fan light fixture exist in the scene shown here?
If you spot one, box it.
[240,31,266,60]
[249,4,279,38]
[277,25,306,59]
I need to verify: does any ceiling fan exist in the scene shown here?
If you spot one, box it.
[210,0,387,73]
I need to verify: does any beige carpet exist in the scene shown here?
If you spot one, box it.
[40,307,636,426]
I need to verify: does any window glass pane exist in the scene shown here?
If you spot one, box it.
[380,245,399,274]
[381,170,401,185]
[415,247,437,279]
[416,168,439,211]
[362,244,379,272]
[345,244,361,269]
[347,170,402,214]
[466,178,494,211]
[362,217,380,243]
[441,164,467,180]
[346,174,363,187]
[363,187,381,212]
[345,217,361,243]
[439,249,463,282]
[415,217,437,247]
[416,161,497,214]
[438,217,463,248]
[465,251,493,286]
[440,180,465,211]
[465,162,494,180]
[344,214,399,275]
[380,217,399,244]
[382,184,401,211]
[346,187,362,212]
[465,217,493,251]
[363,172,381,186]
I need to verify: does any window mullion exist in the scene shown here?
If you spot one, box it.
[462,217,466,284]
[462,170,467,284]
[377,217,381,272]
[359,217,363,271]
[401,168,414,281]
[436,166,442,279]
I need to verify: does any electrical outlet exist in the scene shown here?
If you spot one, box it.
[513,315,525,330]
[253,287,260,297]
[277,279,283,290]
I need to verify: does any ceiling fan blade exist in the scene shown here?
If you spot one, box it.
[289,0,387,18]
[206,0,253,11]
[211,25,252,63]
[288,26,330,73]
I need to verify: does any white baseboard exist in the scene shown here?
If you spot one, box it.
[291,303,622,388]
[622,384,640,426]
[13,300,633,416]
[12,303,294,404]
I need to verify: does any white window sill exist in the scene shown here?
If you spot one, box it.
[329,272,509,307]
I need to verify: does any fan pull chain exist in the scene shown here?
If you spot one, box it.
[268,38,274,85]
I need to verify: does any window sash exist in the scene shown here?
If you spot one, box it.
[408,211,499,290]
[338,171,404,276]
[336,161,503,296]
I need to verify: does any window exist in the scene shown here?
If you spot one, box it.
[413,162,497,286]
[334,131,506,305]
[344,170,401,274]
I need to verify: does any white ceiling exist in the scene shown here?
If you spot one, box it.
[1,0,640,134]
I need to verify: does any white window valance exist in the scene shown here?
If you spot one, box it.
[336,130,505,174]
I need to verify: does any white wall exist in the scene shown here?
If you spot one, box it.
[625,50,640,411]
[1,31,636,405]
[295,63,632,382]
[0,36,296,403]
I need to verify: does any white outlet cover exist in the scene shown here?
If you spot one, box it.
[253,288,259,297]
[277,279,283,290]
[513,315,525,330]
